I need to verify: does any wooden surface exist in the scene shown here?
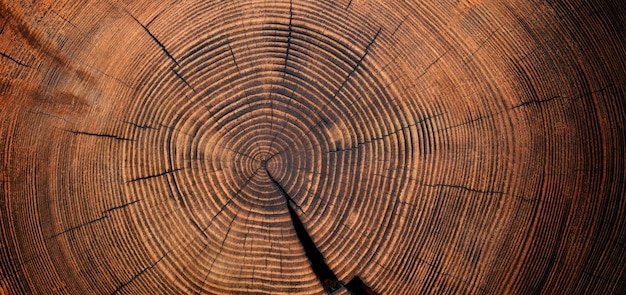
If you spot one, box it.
[1,0,625,294]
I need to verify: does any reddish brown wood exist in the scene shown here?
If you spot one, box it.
[1,0,625,294]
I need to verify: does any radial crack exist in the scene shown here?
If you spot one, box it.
[284,0,293,70]
[511,95,561,109]
[123,121,158,130]
[111,247,173,295]
[66,129,133,141]
[321,28,382,113]
[104,200,140,213]
[228,43,240,73]
[125,10,179,66]
[172,68,196,92]
[128,168,183,183]
[0,51,30,67]
[266,168,342,293]
[265,169,378,294]
[49,216,107,239]
[265,1,296,155]
[266,170,300,211]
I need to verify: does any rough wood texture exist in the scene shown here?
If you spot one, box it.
[1,0,625,294]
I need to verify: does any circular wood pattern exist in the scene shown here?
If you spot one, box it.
[1,0,625,294]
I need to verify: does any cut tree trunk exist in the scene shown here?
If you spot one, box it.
[1,0,625,294]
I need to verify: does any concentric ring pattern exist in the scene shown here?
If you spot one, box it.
[1,0,625,294]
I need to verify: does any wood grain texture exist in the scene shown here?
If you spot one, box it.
[1,0,625,294]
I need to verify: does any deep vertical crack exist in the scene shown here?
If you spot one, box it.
[265,168,379,294]
[265,168,342,293]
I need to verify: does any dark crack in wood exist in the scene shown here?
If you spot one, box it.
[125,10,179,66]
[49,216,107,239]
[172,68,196,93]
[1,51,30,67]
[128,168,183,183]
[66,130,133,141]
[266,168,343,294]
[103,200,140,213]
